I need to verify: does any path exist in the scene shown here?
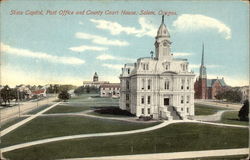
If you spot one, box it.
[0,102,61,137]
[1,119,248,154]
[64,148,249,160]
[194,110,228,121]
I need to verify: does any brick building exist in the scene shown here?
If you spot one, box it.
[194,44,228,99]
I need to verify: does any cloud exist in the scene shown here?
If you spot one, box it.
[189,64,221,69]
[79,21,83,25]
[75,32,129,46]
[1,65,85,86]
[172,14,231,39]
[102,63,123,70]
[69,45,107,52]
[96,54,135,62]
[173,52,193,57]
[1,43,85,65]
[90,17,158,37]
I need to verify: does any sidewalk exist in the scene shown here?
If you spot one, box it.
[64,148,249,160]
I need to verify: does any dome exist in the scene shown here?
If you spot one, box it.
[156,15,170,37]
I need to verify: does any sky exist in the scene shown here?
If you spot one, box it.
[0,0,249,87]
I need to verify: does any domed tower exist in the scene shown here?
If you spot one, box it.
[93,72,98,82]
[154,15,172,60]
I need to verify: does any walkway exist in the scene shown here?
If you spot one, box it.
[0,102,61,137]
[194,110,228,121]
[1,119,247,153]
[65,148,249,160]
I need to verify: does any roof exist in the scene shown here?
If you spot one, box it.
[207,79,227,87]
[100,83,120,88]
[32,89,46,95]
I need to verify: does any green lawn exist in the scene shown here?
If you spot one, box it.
[195,104,228,115]
[221,111,249,126]
[0,116,159,148]
[44,104,90,114]
[26,104,51,114]
[0,117,27,131]
[3,123,248,160]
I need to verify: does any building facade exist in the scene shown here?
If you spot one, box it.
[119,16,195,120]
[194,45,228,99]
[83,72,109,88]
[100,83,120,98]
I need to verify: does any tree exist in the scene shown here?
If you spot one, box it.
[238,100,249,121]
[0,85,11,106]
[58,90,71,101]
[215,89,242,103]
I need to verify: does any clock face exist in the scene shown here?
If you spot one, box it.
[163,41,167,46]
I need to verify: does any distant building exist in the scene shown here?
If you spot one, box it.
[100,83,120,98]
[16,84,32,99]
[83,72,109,88]
[32,89,46,97]
[119,16,195,120]
[194,44,228,99]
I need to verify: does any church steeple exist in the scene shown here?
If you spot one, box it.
[155,16,172,60]
[199,43,207,79]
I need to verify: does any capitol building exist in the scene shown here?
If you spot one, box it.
[119,16,195,120]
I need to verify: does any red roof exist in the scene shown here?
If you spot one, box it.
[32,89,45,95]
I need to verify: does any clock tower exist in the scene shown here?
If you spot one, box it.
[155,15,172,60]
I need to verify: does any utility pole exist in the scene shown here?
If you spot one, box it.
[17,90,20,117]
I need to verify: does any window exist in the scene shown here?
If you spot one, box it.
[128,69,130,74]
[141,96,144,104]
[181,96,184,104]
[146,64,149,70]
[142,79,145,90]
[147,96,151,104]
[126,81,129,90]
[181,79,185,90]
[126,94,129,100]
[148,108,150,114]
[186,96,190,103]
[167,81,170,90]
[148,79,151,90]
[142,108,144,114]
[187,107,189,113]
[126,103,130,109]
[187,79,190,90]
[166,64,169,70]
[181,108,183,111]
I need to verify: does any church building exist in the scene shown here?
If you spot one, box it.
[119,16,195,120]
[194,44,228,99]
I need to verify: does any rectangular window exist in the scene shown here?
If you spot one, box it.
[167,81,169,90]
[181,79,185,90]
[148,96,151,104]
[141,96,144,104]
[128,69,130,74]
[142,108,144,114]
[126,94,129,100]
[187,79,190,90]
[181,96,184,104]
[187,107,189,113]
[126,103,130,109]
[148,79,151,90]
[142,79,145,90]
[186,96,190,103]
[148,108,150,114]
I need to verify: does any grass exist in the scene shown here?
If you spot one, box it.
[44,104,90,114]
[3,123,248,160]
[195,104,228,115]
[0,116,159,148]
[26,104,51,114]
[220,111,249,126]
[0,117,27,131]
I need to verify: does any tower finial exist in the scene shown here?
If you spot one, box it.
[162,15,164,24]
[201,42,204,66]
